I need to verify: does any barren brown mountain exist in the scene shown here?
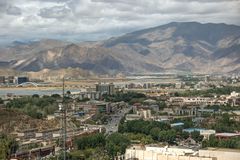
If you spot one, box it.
[0,22,240,75]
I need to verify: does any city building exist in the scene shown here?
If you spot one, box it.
[17,128,38,140]
[96,83,115,95]
[71,91,101,100]
[137,109,152,120]
[169,91,240,107]
[35,128,60,140]
[199,148,240,160]
[125,145,240,160]
[175,82,185,89]
[215,133,240,140]
[7,76,15,84]
[125,145,212,160]
[126,83,136,89]
[170,122,184,128]
[0,76,5,84]
[11,145,55,160]
[180,128,216,140]
[183,128,205,133]
[125,114,142,121]
[18,139,43,151]
[125,109,151,121]
[143,83,154,89]
[226,91,240,106]
[200,130,216,140]
[169,97,228,106]
[86,101,112,114]
[205,75,210,83]
[0,75,30,85]
[16,76,29,84]
[173,106,198,116]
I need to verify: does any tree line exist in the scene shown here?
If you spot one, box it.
[103,92,146,104]
[5,94,61,119]
[202,135,240,149]
[72,133,130,159]
[118,119,203,144]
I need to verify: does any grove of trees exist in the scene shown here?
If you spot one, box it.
[75,133,105,150]
[208,113,240,132]
[118,120,183,144]
[73,133,130,159]
[202,135,240,149]
[6,94,61,119]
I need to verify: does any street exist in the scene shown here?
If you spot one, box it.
[104,106,132,134]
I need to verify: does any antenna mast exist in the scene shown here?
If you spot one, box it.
[62,77,67,160]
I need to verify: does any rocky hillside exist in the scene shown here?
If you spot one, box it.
[0,22,240,75]
[0,108,60,133]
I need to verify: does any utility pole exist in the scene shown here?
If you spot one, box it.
[63,77,67,160]
[59,77,67,160]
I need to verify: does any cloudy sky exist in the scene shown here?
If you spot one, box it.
[0,0,240,44]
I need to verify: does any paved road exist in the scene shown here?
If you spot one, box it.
[104,106,132,134]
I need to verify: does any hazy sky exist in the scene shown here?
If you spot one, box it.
[0,0,240,43]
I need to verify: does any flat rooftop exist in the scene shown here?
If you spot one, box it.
[215,133,240,137]
[201,147,240,153]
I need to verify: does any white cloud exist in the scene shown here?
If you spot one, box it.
[0,0,239,43]
[6,5,22,15]
[38,5,72,19]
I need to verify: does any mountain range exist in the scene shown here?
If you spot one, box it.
[0,22,240,76]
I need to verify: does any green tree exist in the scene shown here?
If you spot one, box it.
[202,135,240,149]
[150,127,161,140]
[179,131,189,140]
[159,130,177,144]
[191,131,203,142]
[125,133,154,145]
[0,98,3,104]
[202,135,219,148]
[103,92,146,103]
[32,94,40,98]
[106,133,130,159]
[119,120,170,135]
[51,94,61,99]
[58,152,72,160]
[66,91,71,95]
[158,101,167,110]
[75,133,106,150]
[0,134,18,159]
[6,96,58,119]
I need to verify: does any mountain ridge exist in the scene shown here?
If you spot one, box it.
[0,22,240,75]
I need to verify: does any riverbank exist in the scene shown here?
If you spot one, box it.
[0,87,80,97]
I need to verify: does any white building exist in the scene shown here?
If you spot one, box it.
[125,114,142,121]
[125,145,212,160]
[200,130,216,140]
[169,97,228,106]
[125,145,240,160]
[126,109,152,121]
[230,91,239,97]
[199,148,240,160]
[137,109,152,120]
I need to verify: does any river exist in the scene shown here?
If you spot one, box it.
[0,88,80,97]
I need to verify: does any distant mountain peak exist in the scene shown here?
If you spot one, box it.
[0,22,240,75]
